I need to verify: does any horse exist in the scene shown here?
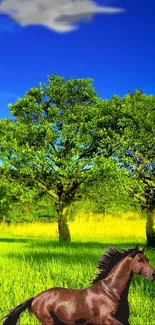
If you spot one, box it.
[91,245,142,325]
[2,245,155,325]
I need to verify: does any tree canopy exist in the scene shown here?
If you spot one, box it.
[0,75,123,241]
[118,90,155,245]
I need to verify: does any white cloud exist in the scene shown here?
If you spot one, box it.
[0,0,125,33]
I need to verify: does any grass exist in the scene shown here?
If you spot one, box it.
[0,212,155,324]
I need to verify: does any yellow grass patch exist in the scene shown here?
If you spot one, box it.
[0,212,146,243]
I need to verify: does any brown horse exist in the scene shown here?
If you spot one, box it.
[2,245,155,325]
[91,246,136,325]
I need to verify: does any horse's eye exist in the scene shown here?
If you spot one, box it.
[138,258,143,262]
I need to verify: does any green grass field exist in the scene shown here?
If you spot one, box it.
[0,213,155,325]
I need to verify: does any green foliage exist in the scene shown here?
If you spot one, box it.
[116,90,155,244]
[0,75,123,194]
[0,75,123,240]
[71,157,141,216]
[0,180,24,223]
[118,90,155,208]
[0,180,56,224]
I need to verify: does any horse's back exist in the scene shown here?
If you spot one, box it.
[31,286,87,324]
[31,286,85,313]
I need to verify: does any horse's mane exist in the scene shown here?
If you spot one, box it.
[91,246,140,284]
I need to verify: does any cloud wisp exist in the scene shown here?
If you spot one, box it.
[0,0,125,33]
[0,92,19,99]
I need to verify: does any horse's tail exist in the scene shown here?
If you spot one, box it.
[2,297,34,325]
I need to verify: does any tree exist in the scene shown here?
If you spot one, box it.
[72,158,140,215]
[118,90,155,246]
[0,75,122,242]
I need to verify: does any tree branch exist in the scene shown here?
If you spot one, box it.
[143,178,155,188]
[36,182,59,201]
[78,157,92,172]
[129,187,146,205]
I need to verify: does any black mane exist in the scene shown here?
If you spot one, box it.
[91,246,140,284]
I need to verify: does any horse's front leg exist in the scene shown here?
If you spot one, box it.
[86,315,123,325]
[103,315,124,325]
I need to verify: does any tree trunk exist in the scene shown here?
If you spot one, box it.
[57,205,71,242]
[146,210,155,246]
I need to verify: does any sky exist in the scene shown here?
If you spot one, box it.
[0,0,154,118]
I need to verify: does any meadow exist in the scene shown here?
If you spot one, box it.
[0,213,155,325]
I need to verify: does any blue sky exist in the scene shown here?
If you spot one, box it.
[0,0,154,118]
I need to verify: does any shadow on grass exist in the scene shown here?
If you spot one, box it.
[0,237,146,254]
[1,237,151,274]
[0,236,144,247]
[0,237,31,243]
[0,238,146,266]
[1,237,154,297]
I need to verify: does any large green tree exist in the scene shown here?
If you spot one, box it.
[0,75,122,242]
[118,90,155,245]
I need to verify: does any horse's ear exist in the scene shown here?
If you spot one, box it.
[129,249,137,258]
[135,244,139,253]
[141,246,145,253]
[129,245,139,258]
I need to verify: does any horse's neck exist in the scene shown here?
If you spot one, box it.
[119,270,133,303]
[104,256,132,298]
[122,271,133,296]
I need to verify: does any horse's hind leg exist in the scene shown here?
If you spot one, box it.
[41,320,54,325]
[40,315,54,325]
[31,300,54,324]
[33,310,54,325]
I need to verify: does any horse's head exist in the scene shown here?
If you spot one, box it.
[129,245,155,282]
